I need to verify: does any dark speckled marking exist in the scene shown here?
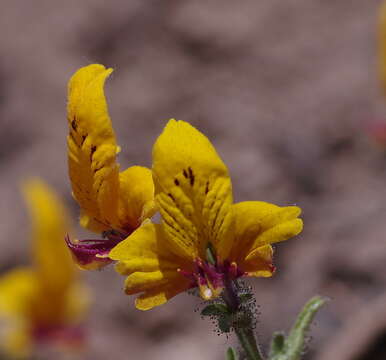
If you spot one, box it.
[94,165,103,173]
[205,181,210,194]
[188,167,195,186]
[81,135,87,146]
[71,119,77,131]
[90,145,97,161]
[69,132,76,143]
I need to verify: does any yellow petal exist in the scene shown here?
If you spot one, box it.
[230,201,302,274]
[22,179,75,295]
[0,268,36,357]
[114,257,161,275]
[135,290,170,311]
[117,166,156,230]
[247,270,274,278]
[124,270,181,295]
[67,64,120,231]
[152,119,234,261]
[79,210,107,233]
[244,244,274,277]
[22,180,89,327]
[135,278,191,311]
[230,201,279,261]
[110,222,191,309]
[0,268,37,317]
[62,282,90,325]
[253,218,303,247]
[259,206,302,232]
[110,222,187,274]
[135,278,190,311]
[231,201,302,257]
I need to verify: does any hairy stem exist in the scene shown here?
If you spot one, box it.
[222,279,264,360]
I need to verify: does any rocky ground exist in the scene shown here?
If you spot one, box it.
[0,1,385,359]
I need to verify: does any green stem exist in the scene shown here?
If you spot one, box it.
[222,279,264,360]
[235,327,262,360]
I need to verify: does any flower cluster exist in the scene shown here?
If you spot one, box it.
[65,65,155,270]
[0,180,88,357]
[65,64,303,311]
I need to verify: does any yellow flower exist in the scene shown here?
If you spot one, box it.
[110,120,303,310]
[65,64,155,269]
[0,180,88,357]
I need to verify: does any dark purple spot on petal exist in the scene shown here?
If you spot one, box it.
[188,167,195,186]
[71,119,78,131]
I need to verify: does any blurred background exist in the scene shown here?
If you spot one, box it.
[0,0,385,359]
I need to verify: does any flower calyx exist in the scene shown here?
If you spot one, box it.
[179,256,245,301]
[65,230,130,270]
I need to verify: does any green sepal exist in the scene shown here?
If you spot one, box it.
[226,347,239,360]
[239,293,253,304]
[218,314,232,333]
[201,303,230,317]
[268,296,327,360]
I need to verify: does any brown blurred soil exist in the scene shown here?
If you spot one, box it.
[0,1,385,359]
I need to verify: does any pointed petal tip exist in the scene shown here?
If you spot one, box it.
[73,63,114,76]
[65,235,114,270]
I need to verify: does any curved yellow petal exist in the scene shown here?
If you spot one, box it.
[152,119,234,261]
[0,268,37,317]
[230,201,302,274]
[124,270,181,295]
[110,222,191,310]
[0,255,88,354]
[231,201,302,258]
[230,201,279,261]
[67,64,120,231]
[0,268,36,357]
[22,179,75,295]
[258,205,302,232]
[117,166,156,230]
[110,222,188,274]
[135,278,191,311]
[244,245,274,277]
[253,218,303,248]
[22,180,89,328]
[135,290,170,311]
[61,282,90,325]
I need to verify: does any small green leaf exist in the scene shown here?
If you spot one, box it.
[218,314,232,333]
[269,332,285,357]
[285,296,327,359]
[201,304,229,317]
[226,347,238,360]
[268,296,328,360]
